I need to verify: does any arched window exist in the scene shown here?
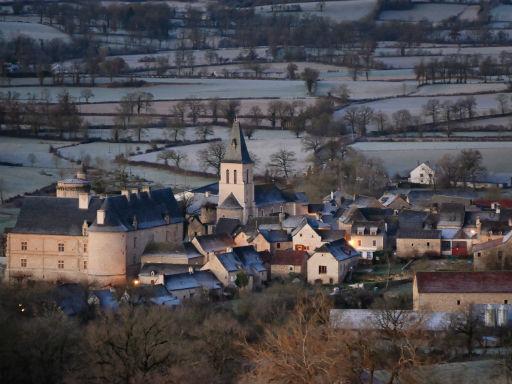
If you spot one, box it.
[234,170,237,184]
[226,169,230,184]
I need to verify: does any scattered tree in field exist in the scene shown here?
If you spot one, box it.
[198,141,226,176]
[27,153,37,167]
[208,98,220,123]
[100,57,127,81]
[171,101,187,126]
[158,149,187,169]
[458,149,486,189]
[80,89,94,103]
[268,149,297,179]
[423,98,441,125]
[301,67,319,94]
[372,110,389,132]
[166,117,185,142]
[286,62,298,79]
[302,134,326,154]
[249,105,263,133]
[195,125,214,141]
[392,109,413,133]
[187,98,204,125]
[220,100,241,125]
[496,94,509,114]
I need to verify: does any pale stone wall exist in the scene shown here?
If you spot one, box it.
[350,234,385,253]
[251,234,292,254]
[409,163,435,185]
[474,239,512,271]
[292,225,322,253]
[396,238,441,258]
[307,252,340,284]
[218,162,254,223]
[6,233,88,282]
[271,264,303,278]
[201,256,237,287]
[413,283,512,312]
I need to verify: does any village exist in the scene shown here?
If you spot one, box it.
[3,0,512,382]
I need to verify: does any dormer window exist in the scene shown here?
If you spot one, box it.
[357,227,365,235]
[370,227,378,236]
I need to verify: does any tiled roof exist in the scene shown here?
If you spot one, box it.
[272,250,308,266]
[215,218,241,235]
[316,239,360,261]
[194,233,234,252]
[415,271,512,294]
[218,193,243,209]
[258,229,291,243]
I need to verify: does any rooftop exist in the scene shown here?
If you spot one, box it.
[415,271,512,294]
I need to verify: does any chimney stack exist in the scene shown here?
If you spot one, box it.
[97,209,106,225]
[78,192,90,210]
[121,190,130,199]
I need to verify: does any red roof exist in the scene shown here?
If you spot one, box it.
[272,250,308,266]
[474,199,512,209]
[415,271,512,294]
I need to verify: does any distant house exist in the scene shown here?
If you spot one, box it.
[349,222,386,260]
[201,246,267,289]
[292,217,343,253]
[138,263,192,285]
[379,193,410,210]
[413,271,512,312]
[190,233,235,262]
[408,162,435,185]
[396,229,442,258]
[270,249,308,278]
[251,229,292,253]
[163,270,222,300]
[307,239,360,285]
[141,242,203,267]
[473,232,512,271]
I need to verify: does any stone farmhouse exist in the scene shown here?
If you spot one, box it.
[408,162,435,185]
[413,271,512,312]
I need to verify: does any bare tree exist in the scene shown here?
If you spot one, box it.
[198,142,226,176]
[373,110,389,132]
[268,149,297,179]
[448,305,484,359]
[301,67,320,94]
[187,98,204,125]
[249,105,263,133]
[166,117,185,142]
[286,62,298,79]
[158,149,187,169]
[423,99,441,125]
[195,125,214,141]
[220,100,241,125]
[302,134,326,154]
[496,94,509,114]
[80,89,94,103]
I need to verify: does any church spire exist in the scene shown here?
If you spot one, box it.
[223,119,253,164]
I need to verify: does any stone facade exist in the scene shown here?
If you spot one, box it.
[396,230,442,258]
[473,233,512,271]
[408,162,435,185]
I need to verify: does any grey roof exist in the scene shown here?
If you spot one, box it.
[215,218,241,235]
[164,273,200,291]
[398,209,429,229]
[90,188,183,232]
[12,196,103,236]
[90,290,119,311]
[217,252,244,272]
[398,229,441,239]
[55,283,88,317]
[316,239,360,261]
[258,229,291,243]
[219,193,243,210]
[223,120,253,164]
[233,246,267,273]
[254,184,307,207]
[190,182,219,195]
[318,229,345,241]
[194,233,234,253]
[193,270,223,290]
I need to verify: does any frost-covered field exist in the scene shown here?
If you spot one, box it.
[411,83,507,96]
[57,142,153,164]
[0,21,70,41]
[490,4,512,22]
[0,137,74,168]
[379,4,473,23]
[256,0,378,22]
[87,125,229,141]
[351,141,512,175]
[0,166,64,199]
[129,129,310,175]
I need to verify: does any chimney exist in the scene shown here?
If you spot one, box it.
[97,209,106,225]
[496,204,501,214]
[78,192,89,210]
[205,191,210,198]
[121,190,130,199]
[141,185,150,194]
[188,266,194,275]
[330,191,334,200]
[279,212,286,223]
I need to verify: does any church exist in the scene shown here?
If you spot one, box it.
[185,120,309,235]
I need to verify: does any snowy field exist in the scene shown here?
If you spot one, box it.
[0,137,74,168]
[411,83,507,96]
[255,0,378,22]
[57,142,153,164]
[490,4,512,22]
[0,21,70,41]
[87,125,229,141]
[129,129,310,175]
[0,166,66,199]
[351,141,512,175]
[378,4,475,23]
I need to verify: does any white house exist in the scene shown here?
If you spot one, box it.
[408,162,435,185]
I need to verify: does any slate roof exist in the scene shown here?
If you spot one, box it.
[233,246,267,273]
[217,252,244,272]
[437,203,465,227]
[90,290,119,311]
[139,263,191,277]
[398,229,441,239]
[12,196,103,236]
[164,273,200,291]
[472,238,504,253]
[90,188,183,232]
[351,222,384,235]
[398,210,429,230]
[215,218,241,235]
[258,229,291,243]
[219,193,243,209]
[223,120,253,164]
[316,239,360,261]
[190,182,219,195]
[193,233,234,253]
[415,271,512,294]
[318,229,345,241]
[192,270,223,290]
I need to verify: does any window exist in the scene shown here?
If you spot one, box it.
[505,300,508,304]
[246,169,249,183]
[427,242,430,247]
[318,265,327,274]
[83,243,87,253]
[457,300,461,306]
[498,251,503,261]
[58,260,64,269]
[234,169,237,184]
[226,169,230,184]
[289,266,294,271]
[58,243,64,252]
[372,240,377,247]
[420,173,424,178]
[357,240,362,247]
[83,260,87,270]
[134,237,137,249]
[21,241,27,251]
[477,252,481,257]
[20,258,27,268]
[277,243,281,249]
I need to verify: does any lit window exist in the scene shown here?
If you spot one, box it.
[58,260,64,269]
[21,241,27,251]
[20,259,27,268]
[319,265,327,274]
[58,243,64,252]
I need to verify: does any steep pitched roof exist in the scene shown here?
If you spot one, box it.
[316,239,360,261]
[415,271,512,294]
[193,233,234,253]
[12,196,103,236]
[398,229,441,239]
[219,193,243,210]
[258,229,291,243]
[223,120,253,164]
[90,188,183,232]
[272,249,308,266]
[233,246,267,273]
[215,218,241,235]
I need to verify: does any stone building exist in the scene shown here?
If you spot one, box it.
[413,271,512,312]
[56,171,91,198]
[5,187,183,286]
[408,162,435,185]
[473,232,512,271]
[396,229,442,258]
